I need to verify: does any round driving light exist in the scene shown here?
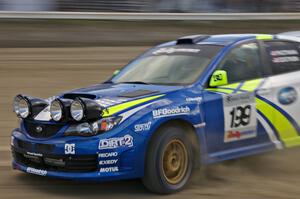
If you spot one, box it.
[13,95,30,118]
[13,95,22,115]
[50,100,63,121]
[70,100,84,121]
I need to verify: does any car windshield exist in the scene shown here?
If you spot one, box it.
[111,44,223,85]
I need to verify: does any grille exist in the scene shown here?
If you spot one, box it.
[24,120,65,138]
[36,144,55,153]
[17,140,33,150]
[13,149,98,172]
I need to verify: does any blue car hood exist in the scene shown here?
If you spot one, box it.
[60,83,183,107]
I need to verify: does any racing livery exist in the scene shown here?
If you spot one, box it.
[11,33,300,193]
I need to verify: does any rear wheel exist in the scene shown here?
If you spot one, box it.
[142,125,194,194]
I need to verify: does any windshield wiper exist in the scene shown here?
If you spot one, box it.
[118,81,150,85]
[103,80,114,84]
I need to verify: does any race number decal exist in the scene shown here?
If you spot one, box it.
[223,92,257,143]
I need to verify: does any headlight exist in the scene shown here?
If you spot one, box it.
[13,95,30,118]
[64,116,122,136]
[70,98,103,122]
[13,94,48,119]
[50,100,63,121]
[70,100,84,121]
[50,98,72,122]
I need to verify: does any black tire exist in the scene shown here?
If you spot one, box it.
[142,124,194,194]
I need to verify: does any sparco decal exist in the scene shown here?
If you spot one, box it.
[26,167,47,176]
[99,167,119,173]
[134,122,151,132]
[99,135,133,150]
[152,106,190,118]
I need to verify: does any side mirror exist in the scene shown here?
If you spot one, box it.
[209,70,228,87]
[113,69,120,76]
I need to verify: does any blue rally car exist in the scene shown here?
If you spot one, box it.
[11,33,300,193]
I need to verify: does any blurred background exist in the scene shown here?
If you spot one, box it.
[0,1,300,199]
[0,0,299,12]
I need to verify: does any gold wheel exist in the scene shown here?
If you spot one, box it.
[162,139,188,185]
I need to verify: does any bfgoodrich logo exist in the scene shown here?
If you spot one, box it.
[152,106,190,118]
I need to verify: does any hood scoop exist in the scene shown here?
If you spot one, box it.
[63,93,96,100]
[118,89,159,98]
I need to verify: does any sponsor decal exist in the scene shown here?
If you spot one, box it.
[186,97,202,103]
[272,56,300,63]
[96,98,127,108]
[26,167,47,176]
[64,143,76,155]
[99,166,119,173]
[224,130,257,143]
[223,92,257,143]
[152,106,190,119]
[270,50,299,56]
[26,152,43,157]
[193,122,206,128]
[278,87,297,105]
[99,159,118,165]
[134,122,151,132]
[153,48,201,55]
[98,152,118,158]
[99,135,133,150]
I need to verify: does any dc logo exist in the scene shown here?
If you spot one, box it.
[65,143,75,155]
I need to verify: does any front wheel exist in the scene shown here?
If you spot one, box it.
[142,125,193,194]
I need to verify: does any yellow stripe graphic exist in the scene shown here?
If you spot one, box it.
[206,78,300,148]
[219,82,240,90]
[256,34,273,40]
[206,82,241,94]
[240,79,262,92]
[205,88,234,94]
[102,94,164,117]
[256,98,300,147]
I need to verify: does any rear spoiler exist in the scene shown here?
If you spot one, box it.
[278,31,300,37]
[277,31,300,42]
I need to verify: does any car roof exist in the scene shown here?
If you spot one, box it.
[157,33,300,48]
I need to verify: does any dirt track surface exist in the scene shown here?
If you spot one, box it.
[1,47,300,199]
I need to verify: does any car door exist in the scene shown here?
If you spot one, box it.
[202,41,277,162]
[260,40,300,148]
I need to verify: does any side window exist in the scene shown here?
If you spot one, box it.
[218,43,262,84]
[264,41,300,75]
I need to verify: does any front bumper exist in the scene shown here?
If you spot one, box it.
[11,129,143,181]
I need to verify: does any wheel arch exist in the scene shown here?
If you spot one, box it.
[145,118,201,169]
